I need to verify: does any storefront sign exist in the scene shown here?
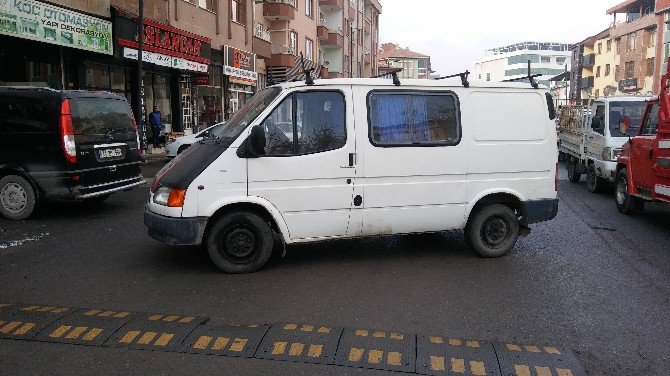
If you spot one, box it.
[0,0,112,54]
[123,47,208,73]
[618,78,639,92]
[194,75,210,86]
[223,46,257,85]
[115,10,211,69]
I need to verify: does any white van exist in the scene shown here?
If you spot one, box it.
[144,78,559,273]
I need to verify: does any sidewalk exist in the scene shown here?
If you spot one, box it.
[142,146,168,162]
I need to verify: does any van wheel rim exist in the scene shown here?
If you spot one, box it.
[224,228,256,261]
[616,178,627,205]
[1,183,28,214]
[482,217,508,246]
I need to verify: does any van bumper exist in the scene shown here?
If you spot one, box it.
[144,208,207,246]
[523,199,559,224]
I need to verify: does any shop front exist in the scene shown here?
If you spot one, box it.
[0,0,112,89]
[223,46,258,119]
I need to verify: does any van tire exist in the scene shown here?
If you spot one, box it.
[567,158,581,183]
[615,168,644,214]
[0,175,37,220]
[586,163,605,193]
[466,204,519,258]
[206,212,274,273]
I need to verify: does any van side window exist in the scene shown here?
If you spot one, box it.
[0,96,51,133]
[262,91,346,156]
[592,104,605,135]
[368,91,460,146]
[640,102,659,136]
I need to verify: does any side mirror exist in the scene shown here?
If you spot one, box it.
[619,116,630,135]
[237,124,266,158]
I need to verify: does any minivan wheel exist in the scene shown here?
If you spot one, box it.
[615,168,644,214]
[466,204,519,258]
[567,158,581,183]
[206,212,274,273]
[0,175,37,220]
[586,164,605,193]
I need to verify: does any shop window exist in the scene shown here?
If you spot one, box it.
[86,66,110,89]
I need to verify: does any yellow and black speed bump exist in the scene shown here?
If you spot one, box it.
[0,303,73,340]
[493,342,586,376]
[255,323,343,365]
[33,308,136,346]
[334,328,416,373]
[103,312,207,351]
[416,335,500,375]
[179,323,269,357]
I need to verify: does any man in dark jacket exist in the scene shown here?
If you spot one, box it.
[149,105,163,148]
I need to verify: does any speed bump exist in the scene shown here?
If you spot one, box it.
[0,303,73,340]
[334,327,416,373]
[33,308,135,346]
[103,312,207,351]
[493,342,586,376]
[417,335,500,375]
[180,323,269,357]
[256,323,343,365]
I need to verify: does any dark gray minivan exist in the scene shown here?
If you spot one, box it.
[0,87,145,219]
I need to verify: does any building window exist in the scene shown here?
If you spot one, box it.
[615,65,619,81]
[649,32,656,47]
[594,89,599,98]
[486,72,491,81]
[625,61,635,79]
[605,64,610,76]
[596,66,601,78]
[597,42,602,54]
[541,56,551,63]
[606,39,612,52]
[647,58,655,77]
[305,0,313,17]
[556,57,566,65]
[627,33,636,51]
[305,38,314,61]
[199,0,215,11]
[231,0,246,23]
[289,31,297,55]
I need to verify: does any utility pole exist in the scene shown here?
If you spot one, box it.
[135,0,146,151]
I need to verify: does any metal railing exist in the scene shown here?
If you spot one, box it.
[253,22,271,42]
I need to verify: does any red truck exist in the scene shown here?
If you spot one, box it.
[615,61,670,213]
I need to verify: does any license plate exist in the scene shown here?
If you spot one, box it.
[99,148,122,159]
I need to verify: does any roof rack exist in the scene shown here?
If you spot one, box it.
[300,53,315,86]
[372,68,401,86]
[501,60,541,89]
[434,70,470,88]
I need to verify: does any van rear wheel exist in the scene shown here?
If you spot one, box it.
[586,164,605,193]
[0,175,37,220]
[466,204,519,257]
[206,212,274,273]
[567,158,581,183]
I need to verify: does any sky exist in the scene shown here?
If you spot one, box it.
[378,0,620,75]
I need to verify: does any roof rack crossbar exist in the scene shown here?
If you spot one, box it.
[501,60,541,89]
[434,70,470,87]
[300,53,315,86]
[372,68,402,86]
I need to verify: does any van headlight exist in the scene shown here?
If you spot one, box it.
[153,186,186,207]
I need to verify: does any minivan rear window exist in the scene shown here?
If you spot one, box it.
[70,98,135,136]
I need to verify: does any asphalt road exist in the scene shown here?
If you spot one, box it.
[1,160,669,375]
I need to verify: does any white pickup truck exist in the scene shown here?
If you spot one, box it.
[559,96,649,192]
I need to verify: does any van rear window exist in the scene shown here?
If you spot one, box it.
[368,91,460,147]
[70,98,135,136]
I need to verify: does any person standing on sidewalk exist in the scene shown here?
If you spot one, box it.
[149,105,163,148]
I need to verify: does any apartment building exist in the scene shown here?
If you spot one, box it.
[607,0,657,96]
[655,0,670,90]
[474,42,571,88]
[256,0,382,84]
[378,43,432,79]
[570,29,609,103]
[593,31,618,98]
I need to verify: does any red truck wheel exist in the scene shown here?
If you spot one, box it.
[615,168,644,214]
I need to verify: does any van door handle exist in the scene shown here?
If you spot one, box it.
[340,153,356,169]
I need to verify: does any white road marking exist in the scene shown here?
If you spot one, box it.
[0,233,49,250]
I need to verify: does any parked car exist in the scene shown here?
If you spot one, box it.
[165,122,224,158]
[144,78,559,273]
[0,87,145,220]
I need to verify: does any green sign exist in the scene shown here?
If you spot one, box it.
[0,0,112,55]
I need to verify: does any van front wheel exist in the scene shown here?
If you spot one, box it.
[466,204,519,257]
[206,212,274,273]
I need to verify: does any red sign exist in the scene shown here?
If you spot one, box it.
[194,75,210,86]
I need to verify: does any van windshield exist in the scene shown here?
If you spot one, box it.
[70,98,135,136]
[609,101,646,137]
[216,87,281,141]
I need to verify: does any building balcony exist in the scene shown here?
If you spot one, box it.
[347,4,356,20]
[317,25,329,39]
[264,0,296,21]
[581,76,595,89]
[610,13,656,39]
[322,32,344,48]
[320,0,344,11]
[582,54,595,67]
[267,45,296,68]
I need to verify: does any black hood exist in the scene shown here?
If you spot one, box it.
[152,137,234,191]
